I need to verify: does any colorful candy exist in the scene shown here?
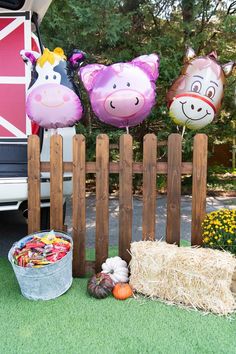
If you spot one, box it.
[12,231,71,268]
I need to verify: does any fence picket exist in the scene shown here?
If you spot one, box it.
[28,135,41,234]
[50,134,63,231]
[95,134,109,272]
[119,134,133,263]
[72,135,86,277]
[191,134,208,245]
[142,134,157,240]
[166,134,182,245]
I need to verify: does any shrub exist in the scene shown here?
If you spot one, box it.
[202,209,236,255]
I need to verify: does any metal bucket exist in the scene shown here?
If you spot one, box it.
[8,231,73,301]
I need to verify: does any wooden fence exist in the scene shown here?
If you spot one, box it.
[27,133,208,277]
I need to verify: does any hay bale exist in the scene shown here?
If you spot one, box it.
[129,241,236,315]
[231,271,236,293]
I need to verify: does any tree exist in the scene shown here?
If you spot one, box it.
[40,0,236,151]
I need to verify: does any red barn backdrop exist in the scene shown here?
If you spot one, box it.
[0,12,39,139]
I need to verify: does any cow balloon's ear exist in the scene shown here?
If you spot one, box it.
[20,50,40,69]
[68,50,86,71]
[132,54,159,80]
[79,64,106,92]
[222,61,235,77]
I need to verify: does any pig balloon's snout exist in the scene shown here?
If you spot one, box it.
[104,90,145,118]
[109,97,139,109]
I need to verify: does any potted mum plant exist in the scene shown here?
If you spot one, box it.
[202,209,236,255]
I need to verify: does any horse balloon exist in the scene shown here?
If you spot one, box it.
[167,48,235,130]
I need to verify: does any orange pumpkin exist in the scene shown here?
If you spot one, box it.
[112,282,133,300]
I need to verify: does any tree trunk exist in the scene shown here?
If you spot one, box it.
[182,0,195,41]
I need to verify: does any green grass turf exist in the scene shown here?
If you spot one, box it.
[86,241,190,261]
[1,245,236,354]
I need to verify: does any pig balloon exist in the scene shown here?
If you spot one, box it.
[167,48,235,130]
[79,54,159,128]
[21,48,85,129]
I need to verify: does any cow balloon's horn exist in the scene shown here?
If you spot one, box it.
[54,47,67,60]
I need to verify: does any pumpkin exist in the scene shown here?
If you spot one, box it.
[113,283,133,300]
[101,256,129,284]
[87,272,114,299]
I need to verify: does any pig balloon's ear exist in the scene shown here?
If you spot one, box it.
[222,61,235,77]
[20,50,40,69]
[79,64,106,92]
[68,49,86,71]
[184,47,196,63]
[132,54,160,81]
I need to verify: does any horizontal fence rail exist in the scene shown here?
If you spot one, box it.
[28,133,208,277]
[40,161,193,174]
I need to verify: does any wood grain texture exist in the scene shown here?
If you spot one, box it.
[72,135,86,277]
[166,134,182,245]
[191,134,208,246]
[50,134,63,231]
[142,134,157,240]
[119,134,133,263]
[41,161,193,175]
[95,134,109,272]
[28,135,41,234]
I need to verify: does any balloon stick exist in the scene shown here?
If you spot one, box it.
[51,128,58,135]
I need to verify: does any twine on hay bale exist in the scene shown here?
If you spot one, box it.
[129,241,236,315]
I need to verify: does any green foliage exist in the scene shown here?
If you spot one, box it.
[208,165,236,175]
[40,0,236,158]
[182,164,236,193]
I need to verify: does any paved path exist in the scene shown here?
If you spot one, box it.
[65,195,235,247]
[0,195,235,257]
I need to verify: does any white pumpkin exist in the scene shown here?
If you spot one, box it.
[101,256,129,284]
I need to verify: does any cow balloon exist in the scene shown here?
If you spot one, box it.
[21,48,85,129]
[167,48,235,130]
[79,54,159,129]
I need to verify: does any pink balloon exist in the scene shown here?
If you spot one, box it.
[79,54,159,128]
[21,48,84,129]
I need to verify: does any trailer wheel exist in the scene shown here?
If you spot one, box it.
[40,206,50,230]
[41,202,66,230]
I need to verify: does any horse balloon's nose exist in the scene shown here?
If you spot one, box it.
[191,104,202,112]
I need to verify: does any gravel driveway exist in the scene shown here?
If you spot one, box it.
[65,195,236,247]
[0,195,235,257]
